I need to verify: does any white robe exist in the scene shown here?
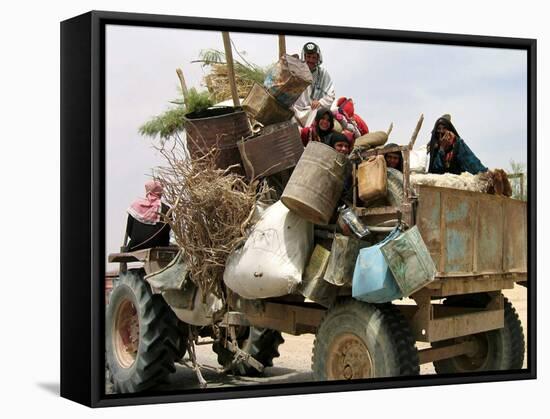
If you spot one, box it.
[292,65,335,127]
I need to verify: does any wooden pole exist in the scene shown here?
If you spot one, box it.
[222,32,240,107]
[520,173,524,199]
[386,122,394,137]
[403,147,411,201]
[278,35,286,58]
[176,68,189,108]
[408,114,424,149]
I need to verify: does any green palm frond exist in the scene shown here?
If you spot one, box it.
[139,87,213,139]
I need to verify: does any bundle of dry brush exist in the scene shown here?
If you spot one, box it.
[204,63,258,103]
[155,138,270,300]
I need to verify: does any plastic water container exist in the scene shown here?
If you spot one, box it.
[352,228,402,303]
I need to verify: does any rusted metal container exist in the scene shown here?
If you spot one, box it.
[381,226,437,296]
[357,155,387,202]
[299,244,339,307]
[237,121,304,179]
[415,185,527,277]
[324,234,360,286]
[241,83,294,126]
[184,107,251,172]
[281,141,348,225]
[264,54,312,107]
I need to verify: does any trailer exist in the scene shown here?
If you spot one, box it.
[106,140,527,392]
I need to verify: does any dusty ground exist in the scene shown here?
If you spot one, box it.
[106,285,528,393]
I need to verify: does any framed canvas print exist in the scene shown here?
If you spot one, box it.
[60,10,536,408]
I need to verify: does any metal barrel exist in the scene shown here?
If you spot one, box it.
[184,107,251,173]
[237,120,304,179]
[281,141,348,225]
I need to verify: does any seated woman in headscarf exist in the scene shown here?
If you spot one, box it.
[328,132,352,155]
[300,108,338,147]
[427,115,487,175]
[384,143,404,172]
[125,180,171,251]
[332,97,369,145]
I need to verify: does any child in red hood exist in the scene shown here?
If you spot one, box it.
[332,97,369,145]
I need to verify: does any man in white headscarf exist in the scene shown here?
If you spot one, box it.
[292,42,336,127]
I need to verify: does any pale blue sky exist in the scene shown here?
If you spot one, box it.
[106,24,527,268]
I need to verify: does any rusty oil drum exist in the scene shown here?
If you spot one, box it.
[281,141,348,225]
[237,120,304,179]
[184,107,251,173]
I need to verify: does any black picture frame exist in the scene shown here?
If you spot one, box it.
[60,10,537,408]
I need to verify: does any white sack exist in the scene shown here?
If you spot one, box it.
[409,147,428,173]
[223,200,314,299]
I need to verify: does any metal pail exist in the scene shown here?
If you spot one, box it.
[281,142,348,225]
[184,107,251,172]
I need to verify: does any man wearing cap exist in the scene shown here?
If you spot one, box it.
[293,42,336,127]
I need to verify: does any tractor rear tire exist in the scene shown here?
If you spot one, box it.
[106,269,187,393]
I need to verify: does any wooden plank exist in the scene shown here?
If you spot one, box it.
[360,145,406,159]
[427,309,504,342]
[443,191,475,273]
[503,199,528,272]
[476,197,504,274]
[439,190,446,274]
[244,302,325,335]
[472,199,479,273]
[415,186,442,271]
[418,341,476,365]
[431,278,515,296]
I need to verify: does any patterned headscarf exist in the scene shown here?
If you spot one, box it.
[428,116,461,173]
[127,180,163,225]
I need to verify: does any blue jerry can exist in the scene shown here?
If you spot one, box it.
[352,228,403,303]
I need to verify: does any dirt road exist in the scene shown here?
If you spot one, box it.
[106,285,528,393]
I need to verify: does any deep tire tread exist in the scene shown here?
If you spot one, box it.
[433,293,525,374]
[106,269,188,393]
[503,297,525,369]
[311,299,419,380]
[212,327,285,376]
[377,304,420,376]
